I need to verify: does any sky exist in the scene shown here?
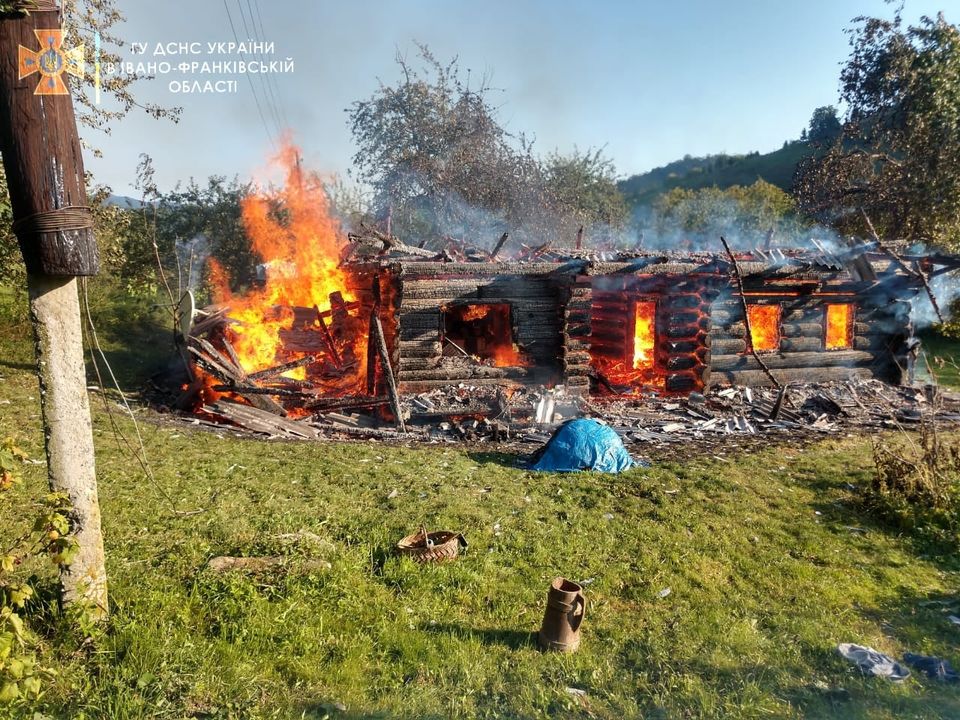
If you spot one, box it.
[81,0,953,196]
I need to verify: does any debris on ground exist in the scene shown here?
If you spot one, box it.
[903,653,960,683]
[837,643,911,681]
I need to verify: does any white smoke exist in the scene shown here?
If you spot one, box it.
[174,234,211,295]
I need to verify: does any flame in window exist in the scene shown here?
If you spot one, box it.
[747,305,781,352]
[825,304,854,349]
[633,301,657,370]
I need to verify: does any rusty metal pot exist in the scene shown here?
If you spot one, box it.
[538,577,585,653]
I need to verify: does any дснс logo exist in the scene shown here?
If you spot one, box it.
[18,29,84,95]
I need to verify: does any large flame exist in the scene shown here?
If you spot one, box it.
[747,304,781,352]
[590,299,664,392]
[632,301,656,370]
[825,303,854,350]
[207,141,362,385]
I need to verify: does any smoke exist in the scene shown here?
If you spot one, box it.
[909,254,960,330]
[174,234,211,296]
[628,200,853,255]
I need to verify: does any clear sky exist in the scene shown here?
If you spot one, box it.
[82,0,953,196]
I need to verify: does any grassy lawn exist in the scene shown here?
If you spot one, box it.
[918,329,960,390]
[1,286,960,718]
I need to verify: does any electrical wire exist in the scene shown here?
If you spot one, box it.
[237,0,285,137]
[222,0,277,150]
[79,277,209,517]
[251,0,292,131]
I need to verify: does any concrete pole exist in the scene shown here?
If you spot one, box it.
[0,3,108,616]
[29,275,107,615]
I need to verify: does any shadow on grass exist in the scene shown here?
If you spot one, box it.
[423,621,536,650]
[0,359,33,372]
[299,704,444,720]
[467,450,527,469]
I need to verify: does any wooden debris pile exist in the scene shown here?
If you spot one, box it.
[174,289,405,439]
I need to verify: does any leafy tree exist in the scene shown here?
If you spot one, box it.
[653,180,806,248]
[794,12,960,247]
[347,44,627,246]
[61,0,181,144]
[543,148,628,242]
[806,105,842,143]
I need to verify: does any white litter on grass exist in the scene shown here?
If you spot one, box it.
[657,587,672,599]
[837,643,910,681]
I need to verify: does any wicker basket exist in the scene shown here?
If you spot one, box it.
[396,527,467,564]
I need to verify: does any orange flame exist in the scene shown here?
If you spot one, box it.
[825,303,854,350]
[443,303,529,367]
[206,140,365,390]
[633,301,656,370]
[590,300,664,393]
[460,305,492,322]
[747,305,781,352]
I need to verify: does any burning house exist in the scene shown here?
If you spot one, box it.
[175,146,956,435]
[183,236,945,415]
[360,245,925,397]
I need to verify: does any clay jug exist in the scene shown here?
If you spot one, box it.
[538,577,585,652]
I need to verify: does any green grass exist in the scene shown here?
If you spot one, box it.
[2,285,960,718]
[918,329,960,390]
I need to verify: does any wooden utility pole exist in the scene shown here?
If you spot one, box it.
[0,2,107,616]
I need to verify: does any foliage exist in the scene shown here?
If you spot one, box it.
[618,141,816,210]
[543,148,629,242]
[651,179,807,249]
[325,173,374,231]
[0,438,78,705]
[122,154,254,298]
[0,167,20,288]
[870,420,960,551]
[795,12,960,247]
[347,44,627,246]
[806,106,842,144]
[61,0,180,147]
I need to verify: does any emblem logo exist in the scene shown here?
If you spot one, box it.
[18,29,85,95]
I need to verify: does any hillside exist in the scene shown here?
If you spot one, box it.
[618,140,815,208]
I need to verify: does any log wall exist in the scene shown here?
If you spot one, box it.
[588,274,722,394]
[348,262,917,397]
[706,281,913,389]
[391,269,568,392]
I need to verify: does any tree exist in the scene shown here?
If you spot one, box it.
[653,180,805,248]
[347,44,627,246]
[794,12,960,247]
[62,0,181,144]
[543,148,629,242]
[806,105,841,143]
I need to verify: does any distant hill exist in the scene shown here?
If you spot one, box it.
[103,194,147,210]
[618,140,815,208]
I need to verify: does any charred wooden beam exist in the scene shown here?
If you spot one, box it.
[313,304,342,369]
[371,312,405,433]
[490,232,509,260]
[710,349,873,372]
[247,355,317,382]
[721,236,782,389]
[710,366,874,388]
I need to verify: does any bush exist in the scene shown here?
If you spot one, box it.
[869,420,960,550]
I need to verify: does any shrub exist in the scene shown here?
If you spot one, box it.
[869,420,960,550]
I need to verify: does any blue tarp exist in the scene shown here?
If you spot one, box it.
[529,418,642,473]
